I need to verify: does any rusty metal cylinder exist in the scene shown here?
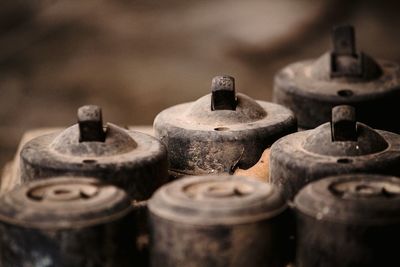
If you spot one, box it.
[154,75,297,176]
[270,105,400,199]
[20,105,168,200]
[0,177,137,267]
[148,175,292,267]
[273,25,400,132]
[294,174,400,267]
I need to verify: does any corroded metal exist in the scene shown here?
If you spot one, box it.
[0,177,137,267]
[211,76,237,110]
[273,25,400,132]
[77,105,106,142]
[270,105,400,199]
[154,75,297,176]
[331,105,357,141]
[148,175,292,267]
[19,105,168,200]
[295,174,400,267]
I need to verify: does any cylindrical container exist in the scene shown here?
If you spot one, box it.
[148,175,291,267]
[273,24,400,132]
[154,75,296,176]
[0,177,137,267]
[20,105,168,200]
[270,105,400,199]
[294,174,400,267]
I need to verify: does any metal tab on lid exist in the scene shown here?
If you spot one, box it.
[330,25,362,78]
[211,75,237,111]
[78,105,106,142]
[331,105,357,142]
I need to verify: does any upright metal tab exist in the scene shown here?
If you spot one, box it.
[78,105,106,142]
[211,75,237,111]
[330,25,362,77]
[332,25,356,56]
[331,105,357,142]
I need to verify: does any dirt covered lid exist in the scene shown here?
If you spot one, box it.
[156,75,294,131]
[295,174,400,224]
[303,105,388,156]
[0,177,132,229]
[149,175,287,225]
[50,105,137,157]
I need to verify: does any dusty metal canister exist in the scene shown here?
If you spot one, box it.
[273,24,400,132]
[294,174,400,267]
[154,75,297,176]
[270,105,400,199]
[20,105,168,200]
[0,176,137,267]
[148,175,291,267]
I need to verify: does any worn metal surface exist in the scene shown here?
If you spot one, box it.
[0,125,164,267]
[273,25,400,132]
[0,126,167,192]
[148,175,292,267]
[154,75,297,176]
[0,177,137,267]
[270,105,400,199]
[294,174,400,267]
[331,105,357,141]
[211,76,237,111]
[19,106,168,200]
[77,105,106,142]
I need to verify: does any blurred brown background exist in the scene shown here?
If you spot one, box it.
[1,0,400,168]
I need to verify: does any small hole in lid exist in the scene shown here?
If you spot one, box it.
[337,89,353,97]
[83,159,97,164]
[337,158,352,164]
[214,127,229,131]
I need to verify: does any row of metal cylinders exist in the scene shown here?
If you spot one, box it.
[0,24,399,267]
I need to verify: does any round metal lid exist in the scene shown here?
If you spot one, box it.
[148,175,287,225]
[155,75,294,131]
[308,24,382,83]
[278,25,395,90]
[21,105,164,168]
[302,105,388,156]
[295,174,400,224]
[273,25,400,132]
[51,105,137,156]
[0,177,132,229]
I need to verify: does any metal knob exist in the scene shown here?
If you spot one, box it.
[211,75,237,111]
[78,105,106,142]
[331,105,357,142]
